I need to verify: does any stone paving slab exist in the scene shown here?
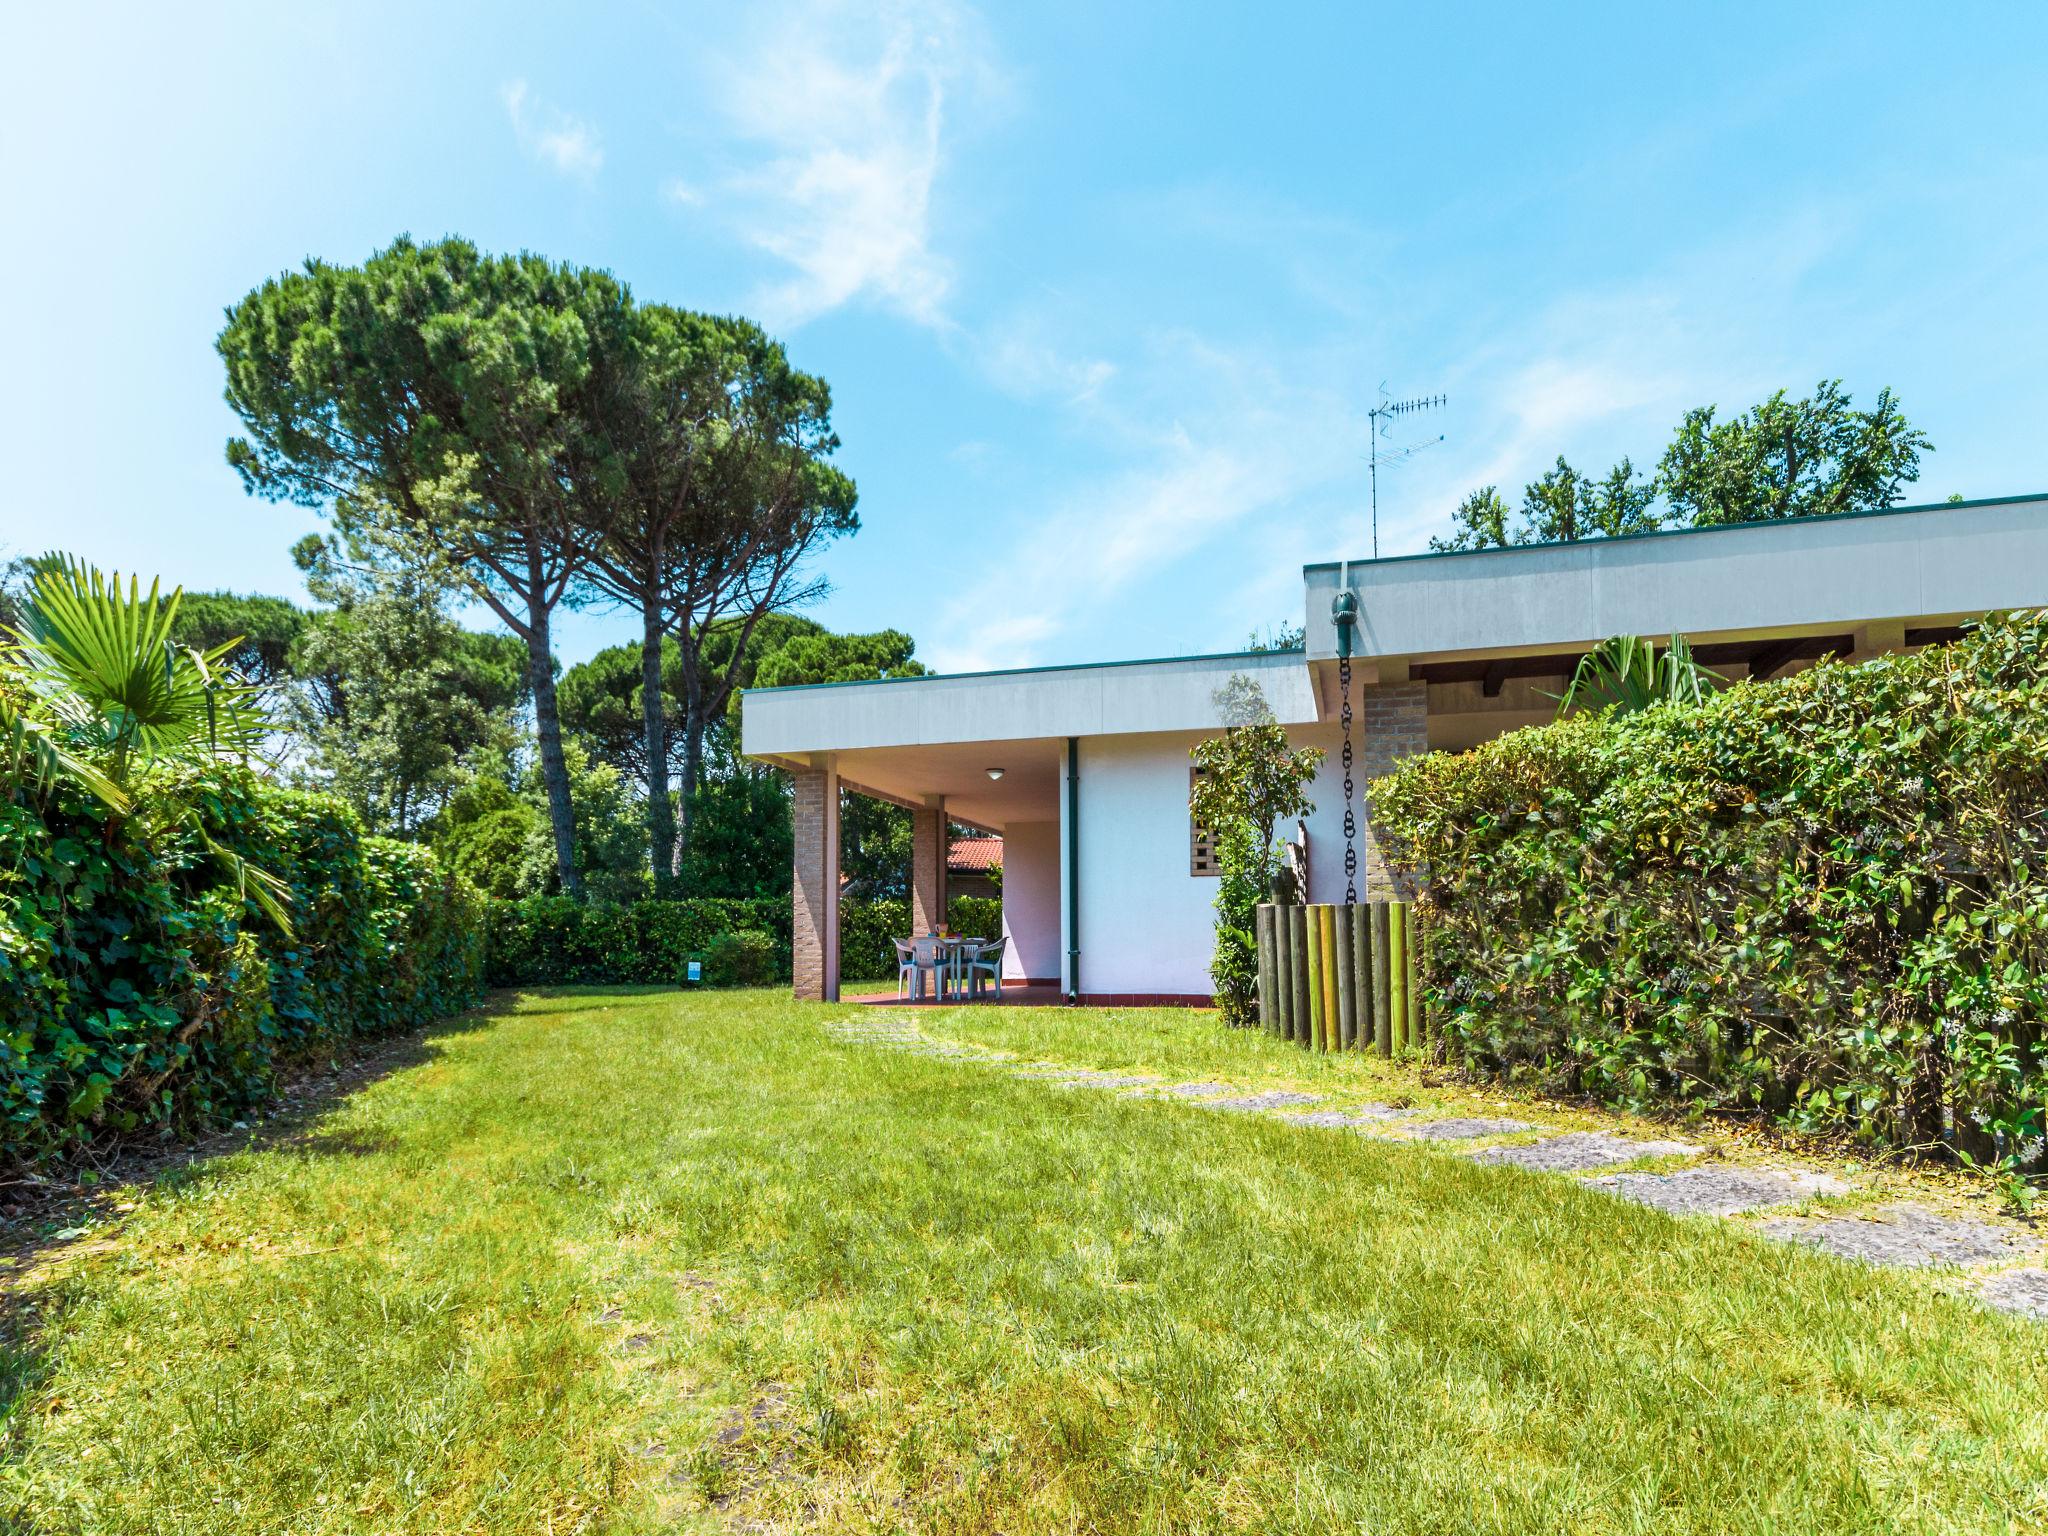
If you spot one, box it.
[1053,1073,1161,1090]
[1471,1130,1698,1172]
[1760,1204,2024,1269]
[1980,1269,2048,1320]
[1275,1108,1390,1130]
[1203,1090,1324,1113]
[1585,1166,1843,1215]
[1127,1081,1234,1099]
[1404,1116,1534,1141]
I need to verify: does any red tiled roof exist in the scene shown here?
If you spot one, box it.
[948,837,1002,873]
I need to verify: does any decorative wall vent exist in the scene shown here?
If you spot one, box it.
[1190,765,1219,877]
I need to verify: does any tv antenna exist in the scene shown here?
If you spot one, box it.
[1367,388,1447,557]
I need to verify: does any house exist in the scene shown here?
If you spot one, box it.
[947,835,1002,900]
[743,494,2048,1003]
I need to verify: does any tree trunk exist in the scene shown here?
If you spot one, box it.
[669,697,706,880]
[641,604,674,890]
[526,602,581,898]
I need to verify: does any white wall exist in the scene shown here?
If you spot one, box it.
[1075,734,1216,994]
[999,820,1061,981]
[1066,724,1353,996]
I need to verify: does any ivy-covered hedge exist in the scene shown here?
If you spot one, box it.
[1372,611,2048,1160]
[1,766,484,1158]
[484,893,1003,987]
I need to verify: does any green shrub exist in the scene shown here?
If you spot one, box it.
[484,896,793,986]
[840,896,1002,982]
[0,764,483,1159]
[482,893,1003,987]
[1371,611,2048,1161]
[703,928,777,988]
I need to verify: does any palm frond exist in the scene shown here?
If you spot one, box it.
[0,689,131,811]
[198,826,295,938]
[9,556,270,775]
[1560,633,1725,718]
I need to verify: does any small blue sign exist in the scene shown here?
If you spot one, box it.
[686,960,702,983]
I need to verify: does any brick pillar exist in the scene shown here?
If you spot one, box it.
[791,763,840,1001]
[910,802,946,935]
[1360,682,1428,899]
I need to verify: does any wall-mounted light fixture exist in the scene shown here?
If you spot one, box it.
[986,767,1006,781]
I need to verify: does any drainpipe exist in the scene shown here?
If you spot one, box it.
[1065,736,1081,1005]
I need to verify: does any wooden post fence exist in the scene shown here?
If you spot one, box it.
[1254,901,1427,1057]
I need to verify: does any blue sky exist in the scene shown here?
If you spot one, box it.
[4,2,2045,672]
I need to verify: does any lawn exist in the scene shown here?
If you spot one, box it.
[5,988,2047,1534]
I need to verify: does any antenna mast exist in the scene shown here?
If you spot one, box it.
[1367,389,1446,557]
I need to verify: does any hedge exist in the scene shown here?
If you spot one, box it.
[484,893,1003,987]
[1,765,484,1158]
[1371,610,2048,1162]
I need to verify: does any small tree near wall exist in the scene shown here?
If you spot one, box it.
[1191,676,1323,1026]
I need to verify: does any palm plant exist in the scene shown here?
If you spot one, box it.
[3,557,290,929]
[0,685,129,811]
[9,558,268,785]
[1558,633,1724,717]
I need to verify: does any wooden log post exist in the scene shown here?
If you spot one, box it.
[1255,904,1278,1035]
[1404,905,1424,1053]
[1334,905,1357,1050]
[1304,905,1326,1052]
[1269,909,1286,1040]
[1317,905,1340,1052]
[1370,902,1393,1057]
[1349,902,1371,1052]
[1388,902,1409,1053]
[1288,905,1311,1047]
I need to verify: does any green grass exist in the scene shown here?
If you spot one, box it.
[5,988,2047,1533]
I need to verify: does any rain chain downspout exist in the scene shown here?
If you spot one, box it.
[1332,583,1360,904]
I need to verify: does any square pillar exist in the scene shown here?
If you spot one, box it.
[910,801,946,935]
[792,762,841,1001]
[1360,682,1428,899]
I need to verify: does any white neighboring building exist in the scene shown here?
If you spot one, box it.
[743,495,2048,1003]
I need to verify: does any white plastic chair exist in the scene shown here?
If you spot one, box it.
[961,936,1007,1002]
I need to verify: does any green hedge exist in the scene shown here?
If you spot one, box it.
[841,896,1002,982]
[1371,611,2048,1160]
[483,893,1004,987]
[0,765,483,1158]
[484,896,793,986]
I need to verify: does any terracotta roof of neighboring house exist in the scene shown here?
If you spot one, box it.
[948,837,1002,873]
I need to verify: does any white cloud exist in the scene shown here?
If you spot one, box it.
[915,203,1859,672]
[677,0,998,330]
[501,79,603,180]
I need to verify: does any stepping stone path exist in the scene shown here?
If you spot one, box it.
[1064,1075,1162,1091]
[1471,1130,1698,1173]
[1275,1106,1412,1130]
[1980,1269,2048,1320]
[1204,1090,1324,1113]
[1585,1167,1845,1215]
[1404,1117,1533,1141]
[826,1014,2046,1318]
[1759,1204,2023,1269]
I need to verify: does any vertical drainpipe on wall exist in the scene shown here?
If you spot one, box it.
[1065,736,1081,1005]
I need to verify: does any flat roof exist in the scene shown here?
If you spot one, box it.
[742,646,1318,759]
[1301,492,2047,574]
[1302,494,2048,662]
[744,644,1299,697]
